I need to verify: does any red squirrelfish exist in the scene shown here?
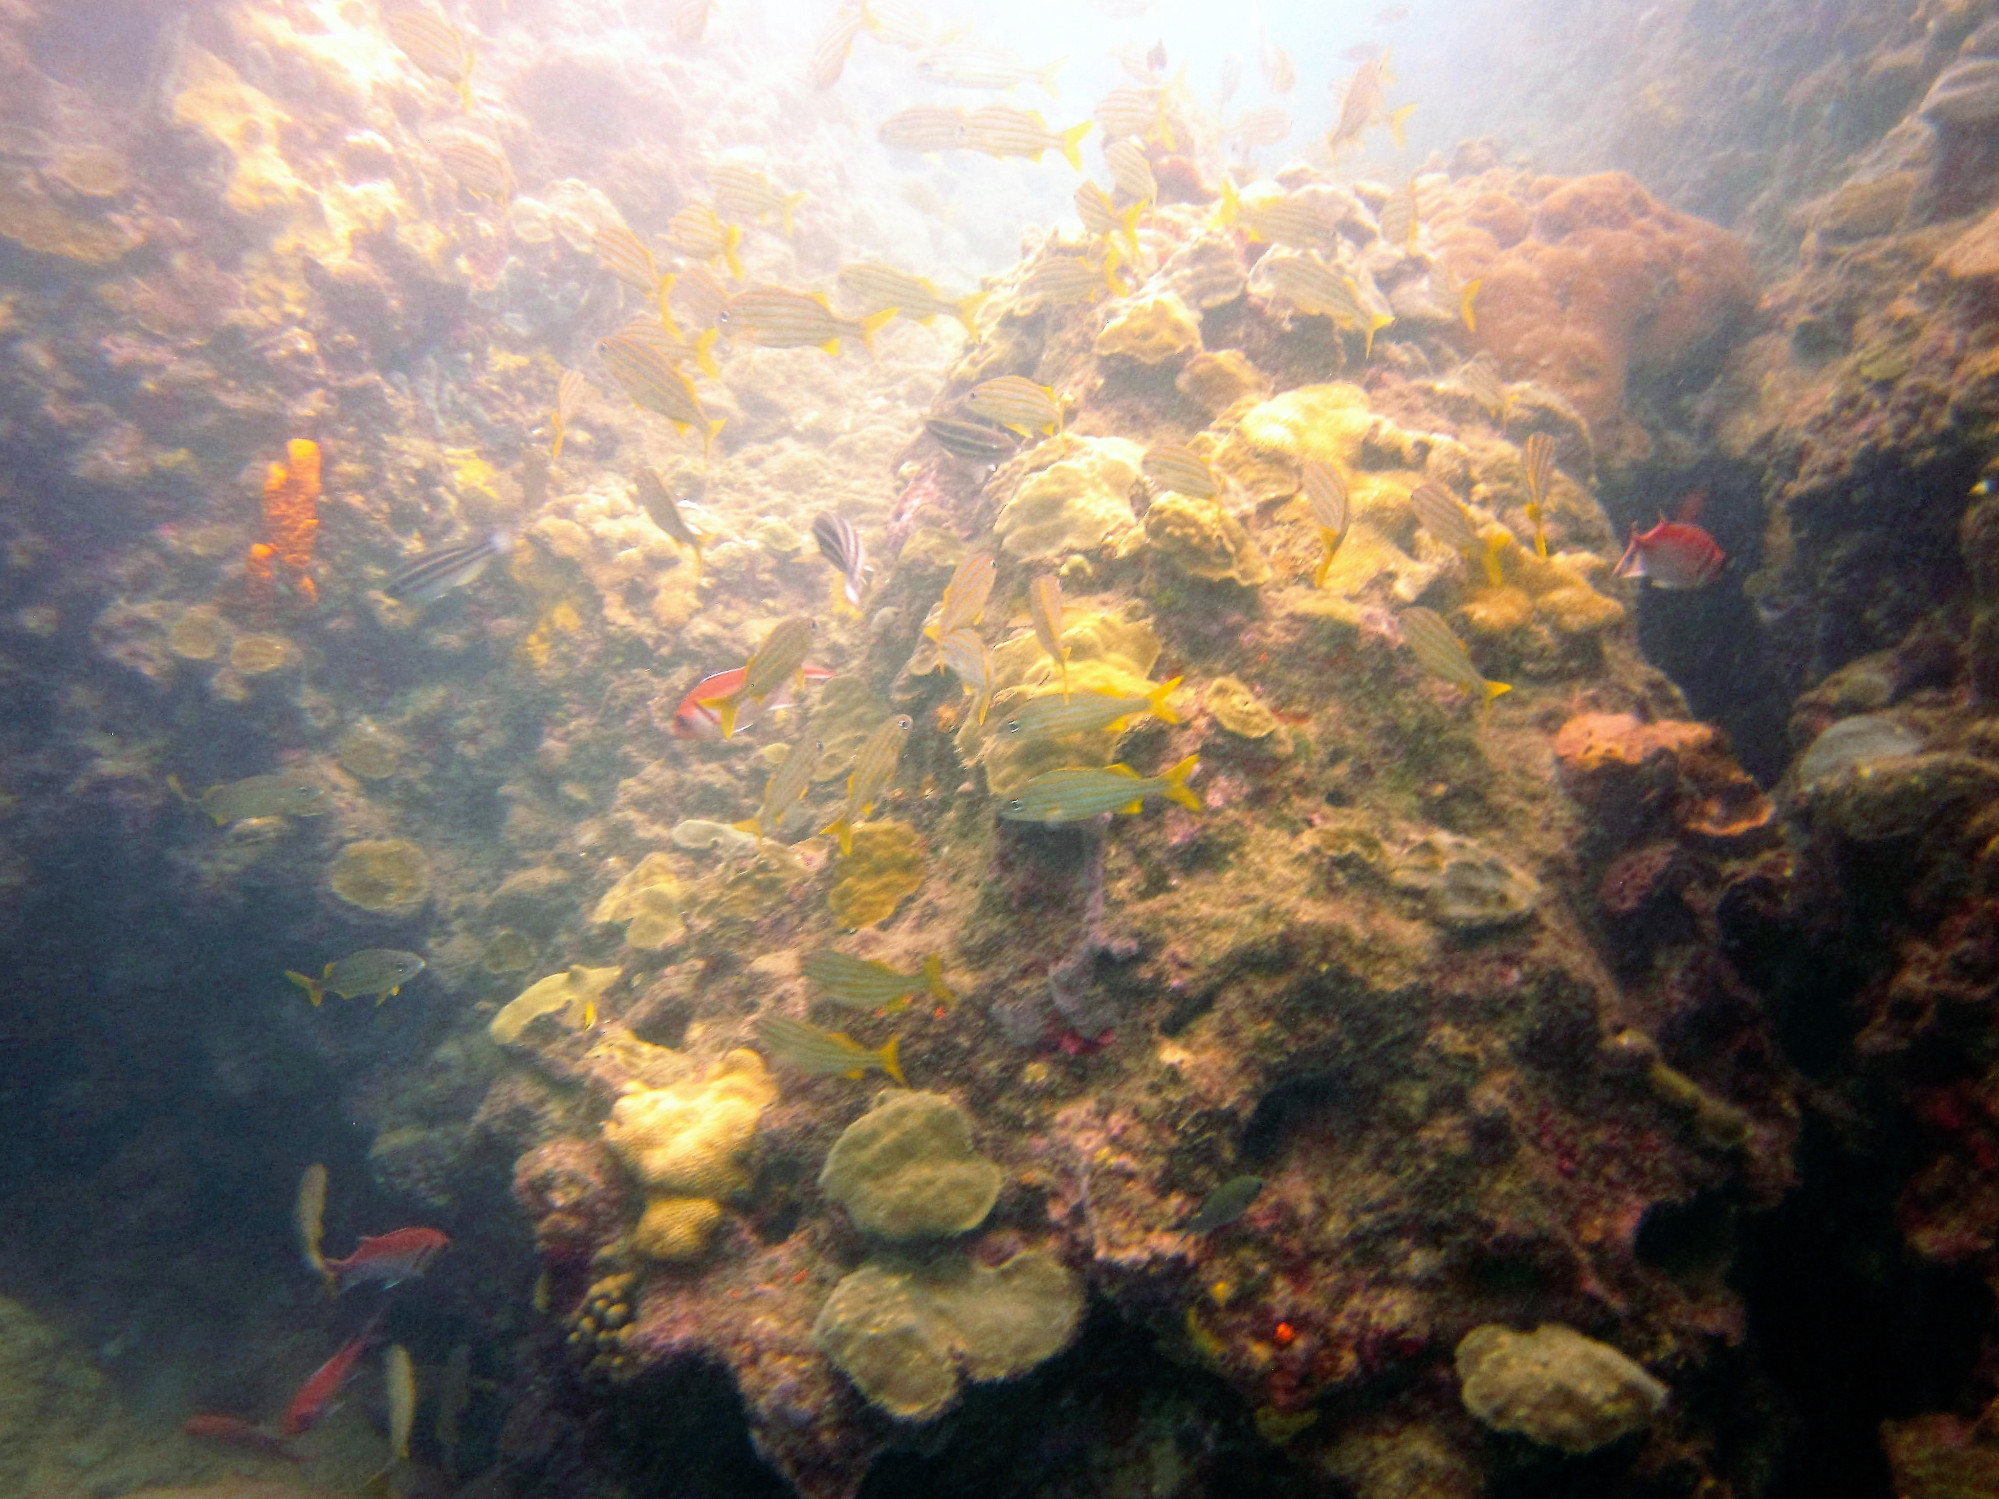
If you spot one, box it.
[184,1413,301,1462]
[281,1315,383,1437]
[669,665,835,740]
[321,1226,450,1293]
[1615,517,1725,590]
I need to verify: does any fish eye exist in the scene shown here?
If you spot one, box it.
[1006,799,1025,813]
[895,715,912,730]
[1003,720,1022,735]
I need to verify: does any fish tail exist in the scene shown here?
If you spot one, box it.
[1038,58,1066,99]
[1058,649,1071,700]
[878,1033,906,1086]
[550,419,565,462]
[922,954,954,1006]
[860,308,897,355]
[1214,177,1240,229]
[1058,121,1092,172]
[1118,201,1144,263]
[821,337,842,357]
[167,774,195,808]
[722,226,744,282]
[1314,545,1336,588]
[1460,278,1482,333]
[732,818,762,836]
[1161,754,1203,812]
[1389,101,1415,151]
[820,814,854,856]
[955,292,988,337]
[703,417,725,464]
[715,699,741,740]
[1102,242,1128,297]
[1147,675,1183,725]
[695,328,721,380]
[1480,533,1506,588]
[1482,678,1513,707]
[658,275,681,335]
[285,970,326,1008]
[782,191,805,237]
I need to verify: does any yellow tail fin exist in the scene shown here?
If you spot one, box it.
[550,417,566,463]
[1460,278,1482,333]
[1147,676,1183,726]
[1058,121,1092,172]
[821,814,855,856]
[658,276,683,338]
[1363,312,1392,361]
[859,307,897,355]
[1214,177,1240,230]
[1482,679,1513,706]
[285,970,326,1008]
[1038,58,1066,99]
[694,327,721,379]
[782,190,805,237]
[703,417,725,464]
[878,1033,906,1086]
[1481,534,1507,588]
[1388,102,1416,151]
[1118,201,1144,262]
[1160,754,1202,812]
[954,291,988,338]
[722,226,744,282]
[922,954,954,1006]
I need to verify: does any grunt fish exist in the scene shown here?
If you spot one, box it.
[433,133,511,200]
[1398,606,1510,707]
[665,203,744,281]
[594,226,675,326]
[812,512,870,614]
[924,416,1018,463]
[755,1013,905,1083]
[1261,252,1393,357]
[282,1313,383,1437]
[1226,106,1291,152]
[384,529,515,604]
[966,375,1061,436]
[285,950,426,1007]
[384,9,475,111]
[1377,179,1419,252]
[1328,51,1413,156]
[739,733,821,840]
[673,819,760,856]
[668,665,833,739]
[809,6,868,88]
[1029,573,1071,698]
[669,263,733,333]
[321,1226,450,1295]
[939,627,995,724]
[1185,1173,1263,1232]
[1103,138,1156,205]
[1452,354,1505,414]
[821,714,912,854]
[965,104,1093,169]
[1075,181,1143,261]
[1410,480,1478,554]
[1095,86,1172,149]
[878,105,970,154]
[999,679,1181,741]
[612,316,722,380]
[1428,256,1481,332]
[711,162,806,236]
[1522,432,1556,559]
[927,550,997,643]
[918,42,1063,97]
[173,772,327,825]
[551,369,588,461]
[598,333,725,457]
[837,263,987,335]
[1302,460,1349,587]
[720,286,895,356]
[385,1345,416,1464]
[1142,444,1219,498]
[860,0,934,49]
[1215,181,1338,251]
[701,617,818,740]
[296,1163,328,1281]
[1021,251,1117,308]
[635,466,706,581]
[999,755,1202,823]
[802,949,953,1013]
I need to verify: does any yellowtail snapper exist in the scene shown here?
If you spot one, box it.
[755,1013,905,1083]
[802,950,954,1013]
[1000,756,1202,823]
[385,530,514,604]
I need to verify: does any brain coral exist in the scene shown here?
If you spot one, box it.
[328,839,431,914]
[1455,1323,1668,1454]
[813,1249,1084,1422]
[818,1090,1003,1241]
[603,1049,778,1199]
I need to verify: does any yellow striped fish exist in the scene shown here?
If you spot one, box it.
[612,316,722,380]
[1302,460,1348,587]
[1021,252,1117,308]
[802,950,953,1013]
[594,225,675,327]
[878,105,970,153]
[551,370,587,461]
[1377,180,1419,253]
[666,203,744,281]
[836,263,987,336]
[1522,433,1555,559]
[434,134,511,200]
[386,1345,416,1462]
[967,375,1060,436]
[1398,607,1510,708]
[634,466,705,582]
[755,1014,904,1083]
[939,627,995,724]
[1075,181,1142,261]
[1262,253,1393,357]
[384,9,475,111]
[1215,181,1338,250]
[1103,139,1156,204]
[1095,86,1171,147]
[926,551,996,645]
[999,679,1180,741]
[738,733,820,840]
[1453,355,1506,415]
[1029,573,1070,698]
[860,0,934,50]
[810,6,867,88]
[1142,444,1219,498]
[711,162,806,237]
[919,41,1063,95]
[821,714,912,854]
[702,617,818,740]
[598,334,725,457]
[1410,480,1478,554]
[1429,257,1482,332]
[670,263,731,333]
[296,1163,328,1279]
[999,755,1201,823]
[966,105,1093,169]
[722,286,895,356]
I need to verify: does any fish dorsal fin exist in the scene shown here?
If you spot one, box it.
[1106,763,1141,779]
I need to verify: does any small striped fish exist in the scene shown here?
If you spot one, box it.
[741,733,820,840]
[721,287,893,356]
[1095,87,1164,143]
[666,203,743,280]
[878,106,970,153]
[670,263,731,332]
[1226,106,1290,151]
[755,1013,905,1083]
[965,105,1092,169]
[1021,253,1114,309]
[634,466,704,581]
[1377,180,1418,253]
[999,755,1202,823]
[1410,481,1478,553]
[598,334,724,456]
[1400,605,1511,709]
[1217,181,1337,250]
[612,316,721,380]
[926,550,997,642]
[1453,356,1506,415]
[551,369,587,461]
[821,714,912,854]
[668,0,713,43]
[999,679,1180,741]
[809,6,867,88]
[837,263,987,336]
[1103,139,1156,204]
[802,950,953,1013]
[966,375,1060,436]
[939,627,995,724]
[1142,444,1219,499]
[1429,258,1482,332]
[1029,573,1070,698]
[1263,253,1393,357]
[1522,433,1556,559]
[385,530,512,604]
[384,9,474,110]
[711,162,805,236]
[860,0,933,49]
[918,42,1062,95]
[1302,460,1348,588]
[1075,181,1142,260]
[812,512,869,613]
[434,134,510,200]
[924,417,1018,463]
[702,617,819,740]
[594,225,673,324]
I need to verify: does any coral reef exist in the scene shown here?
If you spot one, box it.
[1454,1323,1668,1454]
[818,1090,1003,1241]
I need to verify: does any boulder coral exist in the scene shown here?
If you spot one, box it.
[818,1090,1003,1241]
[1454,1323,1668,1454]
[327,838,431,915]
[992,438,1147,562]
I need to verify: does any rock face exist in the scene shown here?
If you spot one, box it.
[1455,1323,1668,1454]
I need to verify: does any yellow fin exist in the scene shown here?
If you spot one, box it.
[1160,754,1202,812]
[820,814,855,855]
[284,970,326,1007]
[955,291,988,337]
[1460,278,1482,333]
[859,307,896,355]
[782,190,805,237]
[1388,102,1416,150]
[695,327,721,380]
[1058,121,1092,172]
[722,225,744,282]
[1147,676,1183,725]
[922,954,954,1006]
[879,1033,906,1086]
[1037,58,1065,99]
